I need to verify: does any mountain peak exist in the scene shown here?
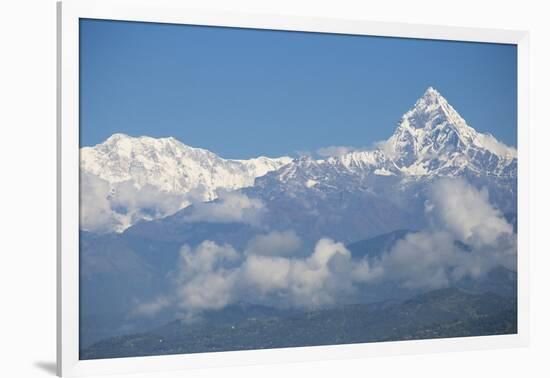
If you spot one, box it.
[418,86,447,106]
[379,87,516,172]
[424,86,441,96]
[407,87,456,124]
[395,87,469,135]
[105,132,131,142]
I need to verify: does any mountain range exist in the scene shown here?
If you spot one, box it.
[80,87,516,233]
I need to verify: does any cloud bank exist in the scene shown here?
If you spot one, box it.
[80,174,266,233]
[427,179,514,248]
[166,235,377,315]
[80,172,190,233]
[134,178,516,317]
[368,178,517,289]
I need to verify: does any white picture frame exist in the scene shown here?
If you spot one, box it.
[57,0,530,376]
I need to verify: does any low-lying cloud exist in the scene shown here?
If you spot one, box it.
[80,172,190,233]
[81,173,266,233]
[172,241,241,312]
[134,178,516,317]
[137,231,379,317]
[80,172,119,233]
[368,178,517,289]
[427,179,514,248]
[183,190,266,226]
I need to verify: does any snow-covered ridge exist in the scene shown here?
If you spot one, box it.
[80,134,292,233]
[81,133,292,193]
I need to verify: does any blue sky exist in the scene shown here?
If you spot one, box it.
[80,19,517,159]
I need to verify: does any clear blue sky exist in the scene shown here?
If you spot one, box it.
[80,19,517,158]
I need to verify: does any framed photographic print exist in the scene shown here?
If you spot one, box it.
[57,0,529,376]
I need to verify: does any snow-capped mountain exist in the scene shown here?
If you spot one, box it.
[80,87,517,234]
[258,87,517,193]
[81,134,292,195]
[383,87,516,177]
[80,134,292,233]
[242,87,517,243]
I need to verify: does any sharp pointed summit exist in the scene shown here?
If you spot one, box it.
[425,86,443,96]
[400,87,467,131]
[420,86,445,103]
[378,87,516,173]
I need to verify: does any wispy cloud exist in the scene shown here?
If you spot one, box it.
[183,190,266,226]
[316,145,360,158]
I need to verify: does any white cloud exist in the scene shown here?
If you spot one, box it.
[178,240,240,275]
[427,178,513,247]
[285,239,355,307]
[366,178,517,289]
[172,241,240,312]
[80,172,189,233]
[184,190,266,226]
[316,146,358,158]
[240,255,291,295]
[374,231,459,289]
[242,238,355,308]
[110,181,187,222]
[474,133,517,158]
[176,272,237,312]
[138,236,371,316]
[80,172,121,233]
[241,238,360,308]
[351,258,384,283]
